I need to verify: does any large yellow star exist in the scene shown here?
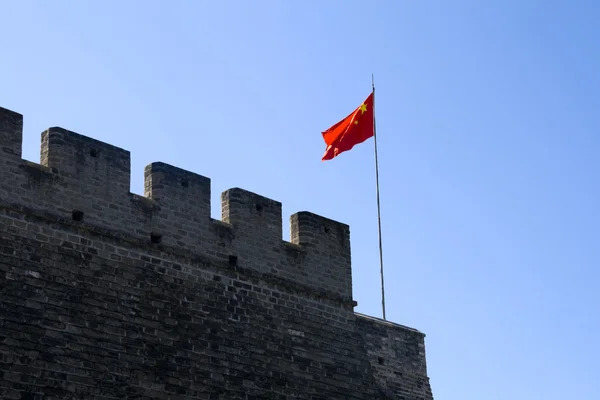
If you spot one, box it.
[359,103,368,114]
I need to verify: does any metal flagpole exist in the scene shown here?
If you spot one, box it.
[372,74,386,321]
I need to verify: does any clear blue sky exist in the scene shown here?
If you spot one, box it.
[2,1,599,399]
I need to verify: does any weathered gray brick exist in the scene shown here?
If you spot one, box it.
[0,105,434,399]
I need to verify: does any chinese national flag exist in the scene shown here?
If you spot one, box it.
[321,91,374,161]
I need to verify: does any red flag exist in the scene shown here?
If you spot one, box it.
[321,92,374,161]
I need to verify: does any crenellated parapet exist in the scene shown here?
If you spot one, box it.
[0,105,353,301]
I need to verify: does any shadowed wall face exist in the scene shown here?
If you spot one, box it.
[0,105,434,399]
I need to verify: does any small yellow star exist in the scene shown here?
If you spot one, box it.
[354,120,359,125]
[359,103,367,114]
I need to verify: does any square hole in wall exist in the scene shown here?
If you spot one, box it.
[150,232,163,244]
[72,210,84,222]
[20,392,35,400]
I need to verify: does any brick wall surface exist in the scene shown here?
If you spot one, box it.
[0,105,434,399]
